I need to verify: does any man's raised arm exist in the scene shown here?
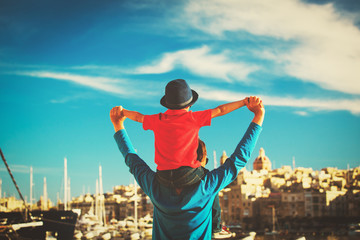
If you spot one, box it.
[207,96,265,192]
[228,96,264,170]
[110,106,155,197]
[110,106,137,158]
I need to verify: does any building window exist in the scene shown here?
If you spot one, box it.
[244,209,249,216]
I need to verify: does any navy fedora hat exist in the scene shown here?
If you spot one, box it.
[160,79,198,109]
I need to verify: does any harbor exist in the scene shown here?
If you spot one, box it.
[1,147,360,239]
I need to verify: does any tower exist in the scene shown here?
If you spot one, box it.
[253,148,272,171]
[43,177,48,210]
[64,157,68,210]
[220,151,228,165]
[30,167,33,210]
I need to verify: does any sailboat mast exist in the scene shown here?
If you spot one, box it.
[272,206,275,233]
[64,157,68,211]
[43,177,48,210]
[68,178,71,209]
[213,150,217,169]
[134,178,138,230]
[292,156,295,171]
[99,165,106,225]
[0,148,31,220]
[30,166,33,210]
[96,179,99,221]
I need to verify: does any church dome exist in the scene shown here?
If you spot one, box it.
[253,148,272,171]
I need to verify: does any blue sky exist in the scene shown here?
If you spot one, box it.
[1,0,359,204]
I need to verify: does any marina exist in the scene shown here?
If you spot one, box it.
[1,147,360,239]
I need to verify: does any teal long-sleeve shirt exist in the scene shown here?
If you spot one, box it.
[114,122,262,239]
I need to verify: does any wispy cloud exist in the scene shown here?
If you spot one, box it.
[0,165,60,175]
[12,66,360,115]
[70,65,129,75]
[50,93,92,104]
[134,46,259,82]
[19,71,128,95]
[0,164,30,174]
[15,70,160,101]
[294,111,309,116]
[183,0,360,95]
[194,84,360,115]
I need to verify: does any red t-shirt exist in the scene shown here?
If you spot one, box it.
[143,109,212,170]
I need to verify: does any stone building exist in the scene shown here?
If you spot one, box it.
[304,189,326,217]
[253,148,272,171]
[280,192,305,217]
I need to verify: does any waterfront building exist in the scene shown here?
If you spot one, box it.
[68,184,153,223]
[37,196,53,211]
[329,189,360,217]
[217,147,360,231]
[253,148,272,171]
[280,191,305,217]
[0,196,25,212]
[304,189,326,217]
[219,185,242,224]
[252,193,281,231]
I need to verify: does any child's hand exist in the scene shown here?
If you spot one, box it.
[247,96,265,115]
[110,106,126,124]
[110,106,127,132]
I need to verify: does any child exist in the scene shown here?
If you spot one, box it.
[121,79,248,175]
[119,79,248,238]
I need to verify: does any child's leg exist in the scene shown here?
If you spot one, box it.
[212,193,222,233]
[156,166,205,188]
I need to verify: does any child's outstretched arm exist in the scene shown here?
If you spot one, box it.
[211,98,249,118]
[122,108,145,123]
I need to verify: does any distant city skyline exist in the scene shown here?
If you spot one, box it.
[1,0,359,204]
[0,147,356,205]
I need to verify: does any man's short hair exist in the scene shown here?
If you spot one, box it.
[197,139,208,165]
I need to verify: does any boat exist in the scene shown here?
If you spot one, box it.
[349,222,360,236]
[100,232,112,240]
[240,231,256,240]
[73,229,83,239]
[0,210,78,240]
[139,214,153,238]
[226,223,256,240]
[0,148,78,240]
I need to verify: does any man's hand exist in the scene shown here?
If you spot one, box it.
[246,96,265,126]
[110,106,127,132]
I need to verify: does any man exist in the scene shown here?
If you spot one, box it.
[110,96,264,239]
